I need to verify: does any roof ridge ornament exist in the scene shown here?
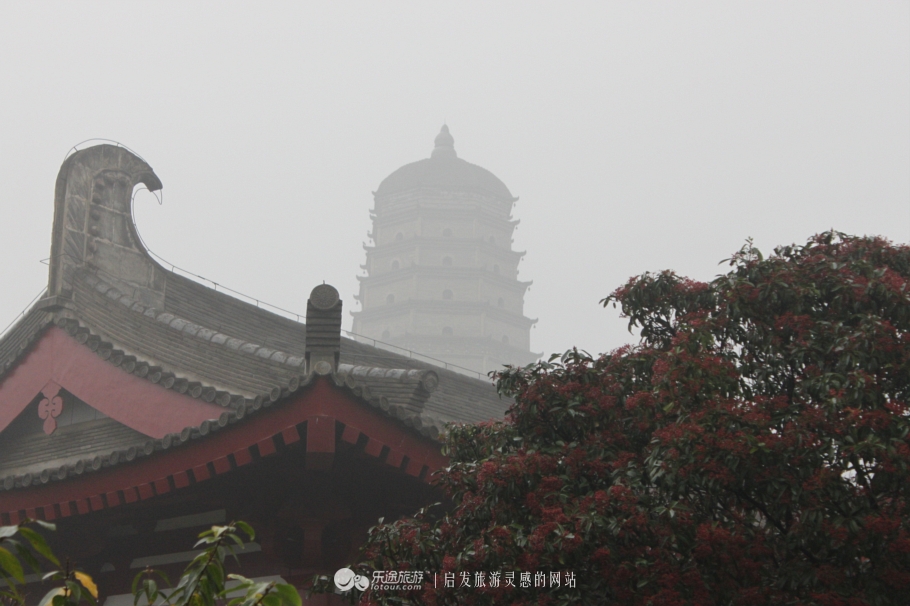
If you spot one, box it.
[48,144,165,309]
[305,284,342,375]
[430,124,457,159]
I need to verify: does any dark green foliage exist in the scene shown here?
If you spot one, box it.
[0,520,300,606]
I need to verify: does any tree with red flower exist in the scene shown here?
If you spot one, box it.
[323,232,910,606]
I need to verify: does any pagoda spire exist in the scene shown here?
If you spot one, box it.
[431,124,457,159]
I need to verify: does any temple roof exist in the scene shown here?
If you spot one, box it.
[0,144,509,501]
[375,126,516,201]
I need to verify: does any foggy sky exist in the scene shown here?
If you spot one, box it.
[1,2,907,362]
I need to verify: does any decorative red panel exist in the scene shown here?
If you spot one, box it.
[192,464,211,482]
[386,451,405,469]
[122,488,139,504]
[405,458,424,477]
[232,448,252,467]
[364,438,385,458]
[37,382,64,435]
[257,437,277,457]
[136,484,154,500]
[211,457,231,475]
[281,426,300,445]
[172,471,190,489]
[341,424,360,444]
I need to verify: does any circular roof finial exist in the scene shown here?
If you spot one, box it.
[309,283,340,310]
[431,125,457,159]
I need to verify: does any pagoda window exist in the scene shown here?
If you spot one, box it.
[443,228,453,237]
[386,293,395,304]
[443,289,453,300]
[443,256,452,266]
[443,326,453,336]
[391,259,400,270]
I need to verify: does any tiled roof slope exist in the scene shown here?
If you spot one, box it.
[73,270,507,425]
[0,416,148,479]
[0,143,511,491]
[0,305,52,376]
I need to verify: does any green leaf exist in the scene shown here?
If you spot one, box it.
[234,521,255,542]
[131,573,141,596]
[225,533,245,548]
[14,543,41,573]
[273,584,301,606]
[37,587,64,606]
[18,527,59,566]
[235,581,272,605]
[0,547,24,583]
[207,561,224,588]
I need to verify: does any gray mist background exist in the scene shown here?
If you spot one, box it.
[1,2,908,361]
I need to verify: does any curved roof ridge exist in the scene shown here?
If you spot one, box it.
[82,273,308,370]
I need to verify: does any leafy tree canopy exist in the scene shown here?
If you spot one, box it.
[336,232,910,606]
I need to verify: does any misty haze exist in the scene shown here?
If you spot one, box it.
[0,2,906,603]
